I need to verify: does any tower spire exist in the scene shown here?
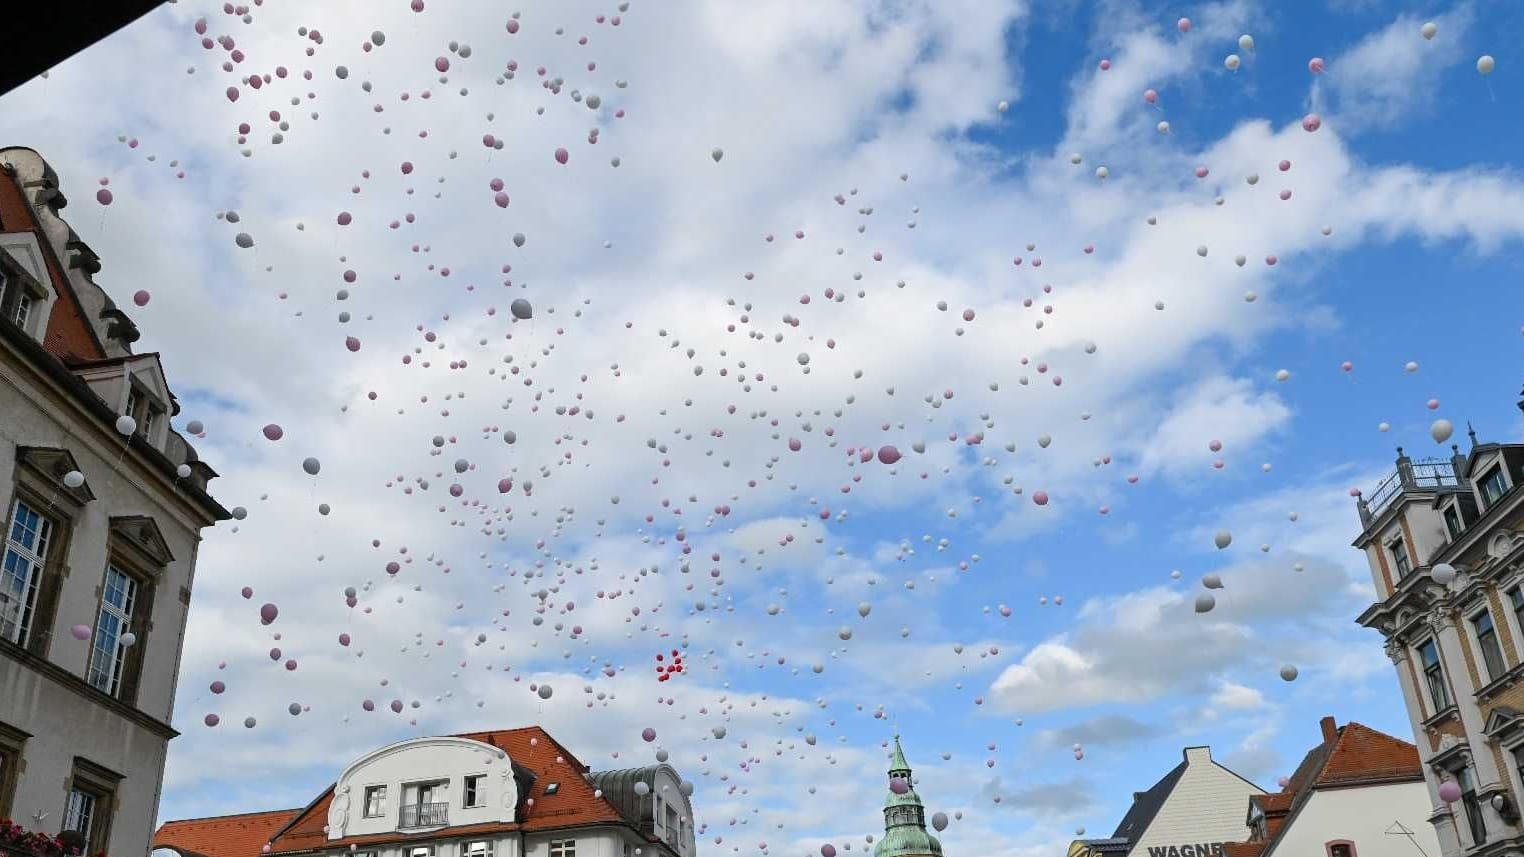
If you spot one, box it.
[874,736,943,857]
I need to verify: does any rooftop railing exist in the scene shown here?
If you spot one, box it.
[1359,453,1460,526]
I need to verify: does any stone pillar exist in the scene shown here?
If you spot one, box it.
[1390,640,1465,857]
[1428,806,1464,857]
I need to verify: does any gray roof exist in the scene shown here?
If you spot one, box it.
[586,764,688,833]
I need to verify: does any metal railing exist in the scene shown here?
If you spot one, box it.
[1359,456,1459,525]
[399,801,449,828]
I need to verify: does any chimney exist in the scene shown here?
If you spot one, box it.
[1320,716,1338,744]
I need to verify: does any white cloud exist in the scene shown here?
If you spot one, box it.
[1210,682,1266,711]
[1313,6,1476,132]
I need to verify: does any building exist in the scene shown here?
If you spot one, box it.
[153,726,699,857]
[1068,746,1264,857]
[0,146,227,855]
[874,737,942,857]
[1218,716,1441,857]
[1352,400,1524,856]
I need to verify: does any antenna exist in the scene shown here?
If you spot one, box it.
[1385,820,1430,857]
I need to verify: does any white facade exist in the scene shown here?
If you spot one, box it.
[329,737,520,840]
[1261,782,1441,857]
[1129,748,1265,857]
[0,146,225,857]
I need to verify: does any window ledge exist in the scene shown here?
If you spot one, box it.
[1423,705,1461,730]
[1476,662,1524,702]
[0,636,176,739]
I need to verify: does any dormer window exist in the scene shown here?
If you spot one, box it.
[0,267,48,338]
[1480,465,1509,508]
[1444,504,1464,540]
[124,385,165,446]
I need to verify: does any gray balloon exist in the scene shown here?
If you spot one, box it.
[504,430,517,444]
[370,30,385,46]
[513,232,526,248]
[235,232,254,248]
[931,812,948,832]
[1194,593,1216,613]
[302,457,321,475]
[454,459,470,474]
[1202,573,1223,590]
[511,299,533,320]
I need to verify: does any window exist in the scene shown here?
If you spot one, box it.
[1473,610,1508,682]
[665,804,680,840]
[0,272,38,331]
[550,840,577,857]
[1419,639,1451,712]
[1389,538,1412,578]
[462,842,494,857]
[1444,505,1464,540]
[464,774,485,808]
[1,498,53,645]
[140,407,156,441]
[544,782,559,795]
[1326,844,1354,857]
[1458,767,1487,846]
[87,565,138,695]
[1514,745,1524,797]
[363,785,387,818]
[63,760,118,855]
[0,722,25,819]
[1481,466,1509,507]
[406,848,435,857]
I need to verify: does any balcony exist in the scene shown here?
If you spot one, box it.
[399,802,449,829]
[1358,452,1459,526]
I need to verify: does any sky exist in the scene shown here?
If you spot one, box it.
[3,1,1524,855]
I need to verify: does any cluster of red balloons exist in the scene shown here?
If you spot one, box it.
[655,649,684,682]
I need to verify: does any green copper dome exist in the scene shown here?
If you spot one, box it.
[872,737,943,857]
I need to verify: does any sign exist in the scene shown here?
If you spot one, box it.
[1145,845,1226,857]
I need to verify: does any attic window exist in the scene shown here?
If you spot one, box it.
[0,267,47,336]
[544,782,559,795]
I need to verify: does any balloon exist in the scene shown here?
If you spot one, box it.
[1143,89,1158,104]
[63,470,85,488]
[1238,34,1254,51]
[711,148,724,163]
[1279,664,1298,682]
[1302,114,1321,132]
[822,846,836,857]
[538,684,553,699]
[1214,530,1232,549]
[96,188,113,206]
[876,446,901,465]
[634,781,650,796]
[555,148,570,165]
[1308,57,1325,74]
[262,424,284,441]
[1439,781,1462,803]
[115,415,136,435]
[235,233,254,248]
[1224,55,1240,71]
[1431,419,1454,444]
[70,624,91,641]
[931,813,948,832]
[1032,491,1049,506]
[204,714,220,727]
[1202,574,1223,590]
[1432,563,1458,585]
[889,777,909,795]
[1478,55,1496,76]
[511,299,533,320]
[1421,22,1438,40]
[302,457,321,475]
[1194,594,1216,613]
[435,57,450,73]
[642,727,657,742]
[1094,166,1108,180]
[1176,17,1191,33]
[259,603,279,625]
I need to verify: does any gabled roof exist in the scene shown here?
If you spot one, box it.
[154,808,301,857]
[1110,758,1186,841]
[156,726,667,857]
[1222,719,1422,857]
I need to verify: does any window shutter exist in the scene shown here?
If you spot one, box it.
[118,579,154,705]
[26,567,63,656]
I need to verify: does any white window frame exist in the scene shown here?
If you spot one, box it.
[463,773,486,808]
[1503,584,1524,665]
[550,840,577,857]
[406,847,436,857]
[1,498,52,645]
[86,565,138,695]
[63,787,95,839]
[461,841,494,857]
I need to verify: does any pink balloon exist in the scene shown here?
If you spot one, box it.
[1308,57,1325,74]
[337,211,353,226]
[1143,89,1158,104]
[1341,361,1353,372]
[400,161,414,174]
[339,633,351,646]
[1302,113,1322,132]
[506,18,520,34]
[262,424,284,441]
[133,290,150,307]
[411,0,424,10]
[1033,491,1049,506]
[226,86,240,103]
[1439,781,1462,803]
[434,57,450,73]
[204,714,220,727]
[1098,59,1111,71]
[96,188,113,206]
[259,603,279,625]
[345,336,361,352]
[70,624,91,641]
[1194,165,1209,178]
[1176,17,1191,33]
[494,191,510,208]
[241,586,254,599]
[877,446,902,465]
[642,727,657,742]
[210,680,226,694]
[554,147,570,165]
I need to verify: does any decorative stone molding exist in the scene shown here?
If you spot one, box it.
[1386,638,1408,664]
[1427,606,1455,634]
[327,785,350,838]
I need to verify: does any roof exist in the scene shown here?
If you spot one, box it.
[1221,719,1422,857]
[1110,759,1186,841]
[155,727,662,857]
[154,809,300,857]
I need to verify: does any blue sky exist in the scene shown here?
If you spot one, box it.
[4,1,1524,855]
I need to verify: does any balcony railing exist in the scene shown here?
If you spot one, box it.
[399,802,449,828]
[1359,454,1459,525]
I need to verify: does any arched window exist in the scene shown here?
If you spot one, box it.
[1325,841,1356,857]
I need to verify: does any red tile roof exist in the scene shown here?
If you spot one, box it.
[0,160,107,364]
[155,726,646,857]
[1219,718,1422,857]
[154,809,300,857]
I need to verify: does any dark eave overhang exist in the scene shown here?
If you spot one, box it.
[1,2,168,97]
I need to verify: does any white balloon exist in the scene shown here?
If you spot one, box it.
[1421,21,1438,40]
[1225,54,1240,71]
[1214,530,1232,550]
[1095,166,1109,180]
[1279,664,1299,682]
[115,415,136,436]
[1157,120,1171,134]
[1194,593,1216,613]
[63,470,85,488]
[1238,34,1254,51]
[1478,55,1496,76]
[1432,563,1458,585]
[1431,419,1454,444]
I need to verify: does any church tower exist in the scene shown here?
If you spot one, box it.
[873,736,944,857]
